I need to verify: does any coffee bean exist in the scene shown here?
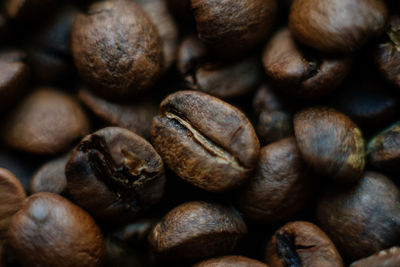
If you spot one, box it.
[177,35,208,75]
[294,107,365,183]
[65,127,166,223]
[262,28,352,99]
[1,88,89,155]
[71,0,162,100]
[252,85,293,144]
[350,247,400,267]
[30,154,69,195]
[236,137,312,224]
[289,0,388,53]
[78,88,158,140]
[194,255,268,267]
[375,15,400,89]
[0,50,30,110]
[191,0,277,57]
[265,221,344,267]
[151,91,260,192]
[367,121,400,173]
[133,0,179,71]
[8,192,103,267]
[316,172,400,260]
[0,168,26,240]
[148,201,247,261]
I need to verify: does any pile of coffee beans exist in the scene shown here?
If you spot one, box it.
[0,0,399,266]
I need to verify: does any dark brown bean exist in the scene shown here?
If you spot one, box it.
[30,154,69,195]
[367,121,400,173]
[289,0,388,53]
[350,247,400,267]
[0,51,30,110]
[194,255,268,267]
[79,88,158,139]
[65,127,166,223]
[8,192,103,267]
[148,201,247,261]
[375,15,400,89]
[253,85,293,144]
[265,221,344,267]
[294,107,365,183]
[177,35,208,75]
[151,91,260,192]
[191,0,277,57]
[0,168,26,241]
[236,137,312,224]
[316,172,400,260]
[1,88,89,155]
[262,28,352,99]
[71,0,162,100]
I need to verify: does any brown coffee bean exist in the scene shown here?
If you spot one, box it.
[148,201,247,261]
[0,51,30,110]
[184,56,262,99]
[236,137,312,224]
[253,85,293,144]
[71,0,162,100]
[262,28,352,99]
[4,0,56,21]
[30,154,69,195]
[1,88,89,155]
[289,0,388,53]
[350,247,400,267]
[316,172,400,260]
[375,16,400,89]
[265,221,344,267]
[191,0,277,57]
[133,0,179,71]
[0,168,26,241]
[194,255,268,267]
[294,107,365,183]
[65,127,166,222]
[367,121,400,173]
[109,217,157,247]
[8,192,103,267]
[78,89,158,140]
[151,91,260,192]
[177,35,208,75]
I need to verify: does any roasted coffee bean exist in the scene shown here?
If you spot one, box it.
[350,247,400,267]
[30,154,69,195]
[0,50,30,110]
[79,89,158,140]
[294,107,365,183]
[265,221,344,267]
[367,121,400,173]
[316,172,400,260]
[133,0,179,71]
[108,217,157,247]
[252,85,293,144]
[0,168,26,240]
[71,0,162,100]
[65,127,166,222]
[375,15,400,89]
[1,88,89,155]
[177,35,208,75]
[289,0,388,53]
[194,255,268,267]
[331,74,398,129]
[191,0,277,57]
[103,237,147,267]
[8,192,103,267]
[236,137,312,224]
[27,5,78,84]
[262,28,352,99]
[148,201,247,261]
[4,0,56,21]
[151,91,260,192]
